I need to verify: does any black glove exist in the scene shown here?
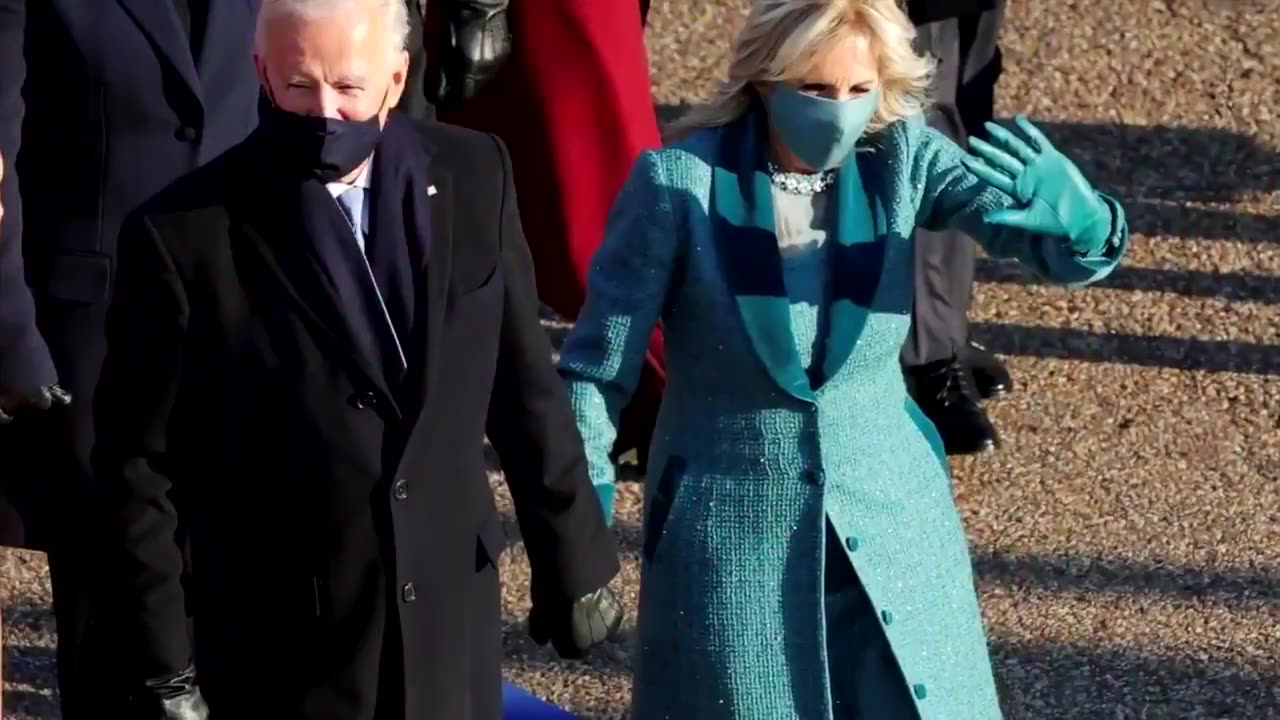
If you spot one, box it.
[131,665,210,720]
[0,383,71,424]
[529,585,624,660]
[426,0,512,107]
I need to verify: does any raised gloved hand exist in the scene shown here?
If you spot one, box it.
[0,383,71,424]
[131,665,210,720]
[963,115,1113,256]
[528,584,624,660]
[426,0,512,107]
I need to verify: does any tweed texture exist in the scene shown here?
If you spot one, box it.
[557,113,1128,720]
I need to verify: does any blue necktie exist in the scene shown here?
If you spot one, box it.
[335,187,370,251]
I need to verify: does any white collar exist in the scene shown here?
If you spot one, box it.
[326,156,373,197]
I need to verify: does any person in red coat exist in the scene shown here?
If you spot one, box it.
[424,0,665,467]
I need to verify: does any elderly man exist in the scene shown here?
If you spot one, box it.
[92,0,623,718]
[0,1,433,715]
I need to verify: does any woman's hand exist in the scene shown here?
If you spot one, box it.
[963,115,1112,255]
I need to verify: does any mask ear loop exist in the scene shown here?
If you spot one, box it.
[260,65,283,109]
[373,85,392,120]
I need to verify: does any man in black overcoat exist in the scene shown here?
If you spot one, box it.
[92,0,621,717]
[0,1,433,714]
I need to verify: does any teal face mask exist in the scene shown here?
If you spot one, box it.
[764,85,880,170]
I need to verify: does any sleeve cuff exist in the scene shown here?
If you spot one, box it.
[595,483,616,527]
[0,328,57,393]
[1072,193,1128,261]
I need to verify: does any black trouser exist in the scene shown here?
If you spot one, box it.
[0,306,130,717]
[0,411,124,717]
[901,3,1006,367]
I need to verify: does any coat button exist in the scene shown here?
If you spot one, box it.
[175,125,198,142]
[802,469,825,485]
[880,609,894,625]
[348,391,378,410]
[401,583,416,602]
[392,478,409,500]
[913,683,927,700]
[845,536,859,552]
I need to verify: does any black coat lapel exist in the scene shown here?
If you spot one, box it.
[115,0,203,109]
[401,153,452,430]
[351,115,452,433]
[235,174,401,415]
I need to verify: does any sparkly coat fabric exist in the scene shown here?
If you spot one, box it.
[557,107,1128,720]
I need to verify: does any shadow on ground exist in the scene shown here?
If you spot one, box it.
[498,614,1280,719]
[1,602,58,716]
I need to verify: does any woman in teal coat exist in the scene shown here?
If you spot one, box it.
[557,1,1128,718]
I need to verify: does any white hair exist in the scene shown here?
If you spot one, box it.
[255,0,411,57]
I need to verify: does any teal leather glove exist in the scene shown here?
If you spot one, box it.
[963,115,1113,256]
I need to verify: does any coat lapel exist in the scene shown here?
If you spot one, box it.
[235,176,401,415]
[817,149,889,387]
[400,157,453,432]
[710,111,815,403]
[115,0,204,109]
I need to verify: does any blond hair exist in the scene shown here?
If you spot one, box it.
[664,0,934,143]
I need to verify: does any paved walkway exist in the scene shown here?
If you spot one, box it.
[3,1,1277,717]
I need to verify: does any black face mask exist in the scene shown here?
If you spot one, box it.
[260,90,386,182]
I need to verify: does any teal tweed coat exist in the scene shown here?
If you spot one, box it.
[557,108,1128,720]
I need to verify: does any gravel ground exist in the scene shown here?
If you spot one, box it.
[4,0,1279,718]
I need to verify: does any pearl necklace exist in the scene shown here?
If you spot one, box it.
[767,161,836,195]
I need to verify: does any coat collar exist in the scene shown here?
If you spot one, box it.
[233,117,454,429]
[708,105,890,402]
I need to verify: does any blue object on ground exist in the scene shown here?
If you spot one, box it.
[503,681,578,719]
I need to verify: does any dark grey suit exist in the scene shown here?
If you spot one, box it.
[902,0,1007,367]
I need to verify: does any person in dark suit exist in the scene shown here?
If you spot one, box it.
[92,0,622,717]
[0,2,264,715]
[901,0,1012,455]
[0,0,432,715]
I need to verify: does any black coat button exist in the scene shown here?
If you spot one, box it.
[175,125,198,142]
[802,469,825,485]
[348,392,378,410]
[392,478,408,500]
[401,583,416,602]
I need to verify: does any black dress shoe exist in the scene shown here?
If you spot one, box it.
[963,340,1013,400]
[905,356,1000,456]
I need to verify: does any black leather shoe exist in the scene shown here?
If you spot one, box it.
[963,340,1013,400]
[906,357,1000,456]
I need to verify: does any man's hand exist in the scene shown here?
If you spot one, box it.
[0,383,70,424]
[426,0,511,107]
[130,665,210,720]
[528,584,624,660]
